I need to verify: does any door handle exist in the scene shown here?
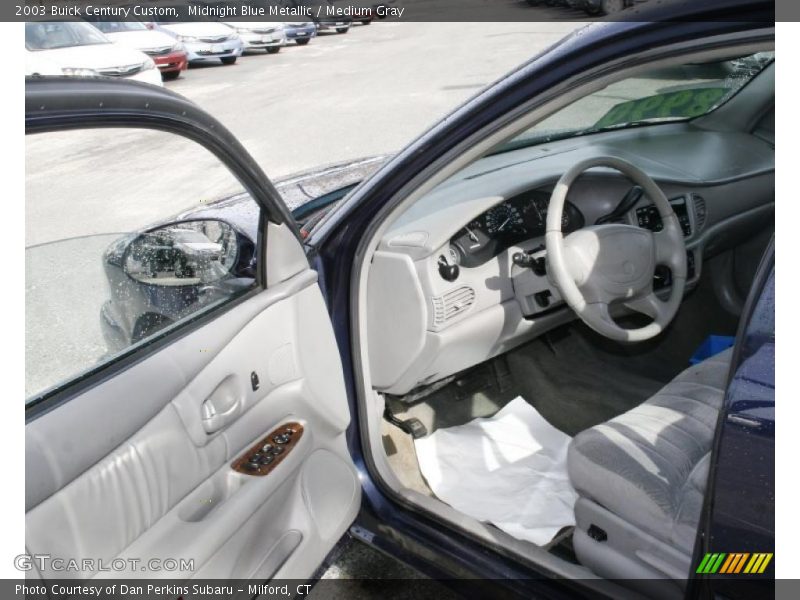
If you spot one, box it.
[201,377,242,434]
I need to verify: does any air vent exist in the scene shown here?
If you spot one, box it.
[432,286,476,326]
[693,195,707,232]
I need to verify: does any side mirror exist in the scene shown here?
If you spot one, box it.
[123,219,244,286]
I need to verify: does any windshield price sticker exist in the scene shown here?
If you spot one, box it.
[595,87,728,129]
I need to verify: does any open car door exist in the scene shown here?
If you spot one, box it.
[24,79,360,585]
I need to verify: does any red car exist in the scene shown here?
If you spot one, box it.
[148,45,188,81]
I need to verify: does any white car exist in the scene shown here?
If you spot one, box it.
[153,21,244,65]
[89,21,188,81]
[24,21,163,87]
[224,22,287,54]
[24,52,62,77]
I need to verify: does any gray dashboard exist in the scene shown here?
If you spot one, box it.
[368,123,774,396]
[383,123,773,258]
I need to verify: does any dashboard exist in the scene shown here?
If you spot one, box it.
[449,190,585,268]
[368,124,775,397]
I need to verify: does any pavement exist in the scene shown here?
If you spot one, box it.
[165,21,583,179]
[310,536,462,598]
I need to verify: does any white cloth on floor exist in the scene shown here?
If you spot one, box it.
[415,397,578,546]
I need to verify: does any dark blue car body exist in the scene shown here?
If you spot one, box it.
[693,249,774,600]
[283,22,317,44]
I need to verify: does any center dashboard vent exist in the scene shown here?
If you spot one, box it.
[432,286,476,326]
[693,195,707,232]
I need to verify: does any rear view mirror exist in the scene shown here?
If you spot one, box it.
[124,219,241,286]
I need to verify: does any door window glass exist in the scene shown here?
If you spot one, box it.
[26,128,260,401]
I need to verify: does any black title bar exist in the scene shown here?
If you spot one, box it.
[10,0,780,24]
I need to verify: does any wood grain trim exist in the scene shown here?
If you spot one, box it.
[231,422,304,476]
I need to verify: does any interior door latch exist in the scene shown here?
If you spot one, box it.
[201,377,242,434]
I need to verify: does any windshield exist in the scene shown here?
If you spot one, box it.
[495,52,774,153]
[91,21,148,34]
[25,21,109,51]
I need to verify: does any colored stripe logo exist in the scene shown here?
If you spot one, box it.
[696,553,773,574]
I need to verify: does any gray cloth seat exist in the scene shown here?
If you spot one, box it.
[567,348,732,585]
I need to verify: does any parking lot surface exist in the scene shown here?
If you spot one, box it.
[310,536,461,597]
[166,21,583,178]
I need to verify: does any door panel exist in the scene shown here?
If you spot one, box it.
[25,79,360,585]
[26,253,360,580]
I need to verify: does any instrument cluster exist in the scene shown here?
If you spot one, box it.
[449,189,584,267]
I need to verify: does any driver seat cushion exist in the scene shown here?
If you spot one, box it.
[567,348,732,569]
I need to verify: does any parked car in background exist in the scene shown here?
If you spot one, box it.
[88,21,188,81]
[526,0,636,15]
[347,0,375,25]
[316,15,353,34]
[283,22,317,45]
[283,0,352,33]
[24,51,63,77]
[372,0,401,18]
[151,16,244,65]
[223,22,286,54]
[579,0,636,15]
[24,21,162,86]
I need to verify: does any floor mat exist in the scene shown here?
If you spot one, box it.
[414,397,577,546]
[507,331,668,436]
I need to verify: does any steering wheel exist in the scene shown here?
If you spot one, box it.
[545,156,686,342]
